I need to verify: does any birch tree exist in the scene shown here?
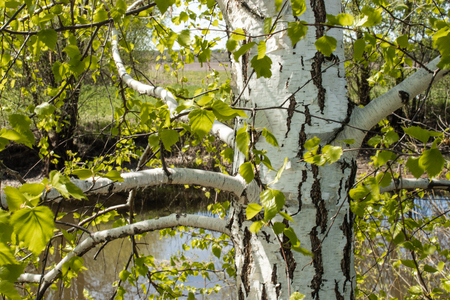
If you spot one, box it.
[0,0,450,299]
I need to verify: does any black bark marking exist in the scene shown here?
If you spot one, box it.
[285,77,290,88]
[304,105,312,126]
[310,227,323,300]
[242,228,253,296]
[242,36,251,83]
[340,214,352,288]
[239,0,265,19]
[261,284,267,300]
[301,56,304,67]
[311,52,326,114]
[293,170,307,216]
[282,220,297,281]
[310,0,327,113]
[239,287,245,300]
[271,264,281,298]
[311,165,327,233]
[297,124,306,157]
[285,96,296,138]
[335,280,344,300]
[399,90,410,104]
[279,62,283,72]
[337,178,343,205]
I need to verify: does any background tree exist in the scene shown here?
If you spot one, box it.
[0,0,449,300]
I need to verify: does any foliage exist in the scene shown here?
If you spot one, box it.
[0,0,449,299]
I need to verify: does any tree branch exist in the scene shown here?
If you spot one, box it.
[110,26,235,145]
[19,214,230,295]
[340,56,450,145]
[380,178,450,193]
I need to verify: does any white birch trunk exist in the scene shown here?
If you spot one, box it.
[217,0,356,299]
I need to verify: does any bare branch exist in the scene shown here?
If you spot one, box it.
[380,178,450,193]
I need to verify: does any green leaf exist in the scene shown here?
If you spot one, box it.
[177,29,190,47]
[271,157,288,185]
[211,100,247,120]
[249,220,264,233]
[233,42,255,62]
[72,169,94,180]
[406,157,424,179]
[189,109,215,139]
[35,103,56,117]
[419,149,445,178]
[226,38,238,52]
[239,162,255,184]
[3,186,26,211]
[322,145,343,164]
[251,54,272,78]
[9,114,34,147]
[290,0,306,16]
[327,13,354,26]
[63,44,81,59]
[187,292,195,300]
[260,188,285,221]
[264,17,273,34]
[236,125,250,158]
[93,7,109,22]
[304,137,321,150]
[396,34,409,48]
[231,28,246,41]
[0,280,21,300]
[275,0,283,11]
[287,22,308,46]
[401,259,417,269]
[0,243,17,265]
[403,126,442,143]
[360,6,382,27]
[290,292,306,300]
[102,170,124,182]
[257,41,266,60]
[272,222,286,235]
[50,171,87,199]
[11,206,55,256]
[160,129,179,151]
[353,39,365,61]
[278,211,294,223]
[315,35,337,57]
[37,29,57,50]
[197,96,214,106]
[155,0,175,14]
[246,203,262,220]
[424,264,438,273]
[262,128,279,148]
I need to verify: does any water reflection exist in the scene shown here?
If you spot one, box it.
[46,210,235,299]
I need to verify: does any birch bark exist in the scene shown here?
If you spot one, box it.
[217,0,356,299]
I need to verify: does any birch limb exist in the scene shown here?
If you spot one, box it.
[0,168,259,208]
[110,28,235,145]
[19,214,229,290]
[380,178,450,193]
[340,56,450,144]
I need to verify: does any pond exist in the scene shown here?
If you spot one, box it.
[41,193,236,300]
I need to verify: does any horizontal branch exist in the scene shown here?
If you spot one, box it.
[341,56,450,145]
[110,27,235,145]
[380,178,450,193]
[18,214,230,294]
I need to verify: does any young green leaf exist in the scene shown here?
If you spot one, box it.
[11,206,55,256]
[257,40,266,59]
[160,129,179,151]
[287,22,308,46]
[38,29,57,50]
[249,220,264,233]
[239,162,255,184]
[315,35,337,57]
[188,109,215,139]
[251,54,272,78]
[246,203,263,219]
[264,17,273,34]
[236,125,250,158]
[262,128,279,148]
[260,188,285,221]
[233,42,256,62]
[353,39,365,61]
[290,0,306,16]
[419,148,445,178]
[101,170,124,182]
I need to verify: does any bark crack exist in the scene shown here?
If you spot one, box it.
[285,96,296,138]
[271,263,281,298]
[242,228,253,296]
[310,0,327,113]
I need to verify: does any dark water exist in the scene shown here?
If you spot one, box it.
[44,208,235,300]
